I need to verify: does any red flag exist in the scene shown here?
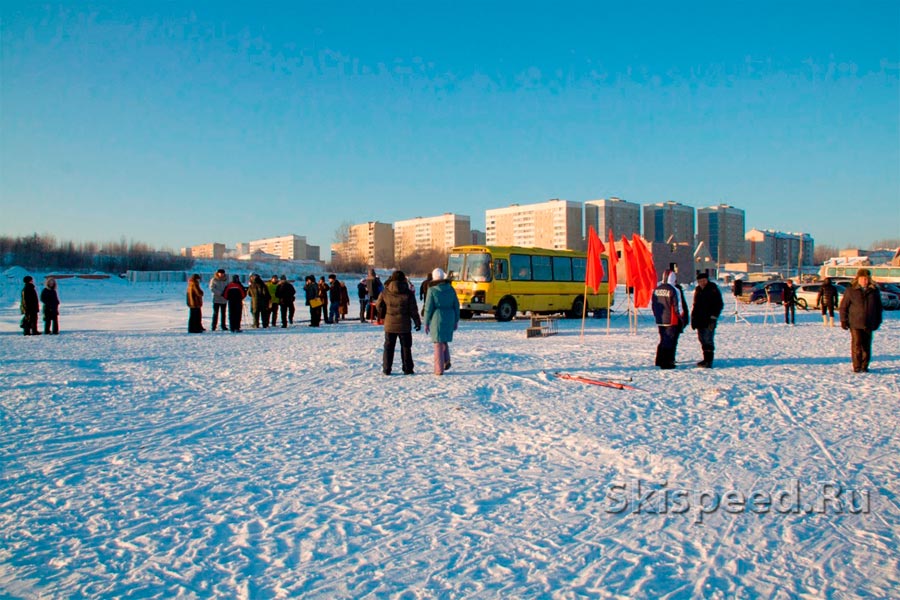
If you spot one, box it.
[631,234,656,308]
[585,226,605,294]
[607,229,618,288]
[621,235,638,293]
[636,234,657,292]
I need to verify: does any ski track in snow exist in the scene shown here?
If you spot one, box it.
[1,278,899,598]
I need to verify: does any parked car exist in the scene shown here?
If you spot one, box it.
[749,281,790,304]
[874,283,900,310]
[794,282,846,309]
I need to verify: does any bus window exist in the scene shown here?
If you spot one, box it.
[447,253,464,281]
[466,254,491,283]
[511,254,531,281]
[572,257,586,281]
[552,256,572,281]
[494,258,508,281]
[532,255,552,281]
[463,253,491,282]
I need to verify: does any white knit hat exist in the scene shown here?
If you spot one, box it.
[432,268,446,281]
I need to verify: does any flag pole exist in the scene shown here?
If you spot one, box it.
[580,283,588,340]
[606,284,611,336]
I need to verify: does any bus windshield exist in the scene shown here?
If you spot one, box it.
[449,252,492,282]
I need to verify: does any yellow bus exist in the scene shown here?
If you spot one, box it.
[446,245,613,321]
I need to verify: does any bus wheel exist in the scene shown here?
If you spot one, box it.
[460,309,474,320]
[495,297,517,322]
[568,296,585,319]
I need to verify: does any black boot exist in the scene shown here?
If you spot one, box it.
[698,350,714,368]
[660,347,676,369]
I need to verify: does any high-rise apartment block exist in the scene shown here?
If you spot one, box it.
[485,199,584,250]
[584,197,640,240]
[746,229,814,269]
[697,204,746,264]
[643,201,695,245]
[332,222,395,268]
[182,242,226,260]
[394,213,471,261]
[249,234,320,261]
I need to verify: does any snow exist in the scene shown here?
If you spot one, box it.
[1,273,899,598]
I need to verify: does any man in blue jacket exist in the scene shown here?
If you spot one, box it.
[651,269,688,369]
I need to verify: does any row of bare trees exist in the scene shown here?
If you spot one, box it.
[0,234,194,273]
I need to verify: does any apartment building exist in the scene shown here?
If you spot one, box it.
[182,243,226,260]
[332,222,395,268]
[394,213,471,261]
[697,204,746,264]
[584,197,641,240]
[746,229,814,269]
[642,201,695,245]
[248,234,320,261]
[485,199,584,251]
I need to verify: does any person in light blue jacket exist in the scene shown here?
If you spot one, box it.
[423,268,460,376]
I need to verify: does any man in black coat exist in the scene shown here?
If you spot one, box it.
[783,279,797,325]
[839,268,884,373]
[817,278,839,327]
[276,276,296,327]
[690,270,724,368]
[20,276,40,336]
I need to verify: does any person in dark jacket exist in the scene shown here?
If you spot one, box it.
[327,274,343,324]
[186,273,204,333]
[276,276,296,327]
[423,268,460,375]
[783,279,797,325]
[817,278,839,327]
[318,277,331,324]
[304,275,322,327]
[209,269,229,331]
[357,277,368,323]
[247,274,270,328]
[651,270,689,369]
[839,268,884,373]
[223,275,247,333]
[365,269,384,322]
[40,277,61,335]
[419,272,436,316]
[20,276,40,335]
[376,270,422,375]
[690,270,724,368]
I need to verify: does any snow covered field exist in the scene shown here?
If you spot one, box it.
[1,273,898,598]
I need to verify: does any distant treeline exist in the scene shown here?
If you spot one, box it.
[0,234,194,273]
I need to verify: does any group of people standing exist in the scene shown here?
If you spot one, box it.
[651,268,884,373]
[189,270,299,333]
[373,267,460,376]
[651,269,723,370]
[19,275,61,335]
[302,274,351,327]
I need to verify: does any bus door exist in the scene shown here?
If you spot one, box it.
[491,257,510,302]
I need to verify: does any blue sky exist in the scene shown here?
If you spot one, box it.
[2,1,898,255]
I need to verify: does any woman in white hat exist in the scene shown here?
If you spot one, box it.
[422,268,460,376]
